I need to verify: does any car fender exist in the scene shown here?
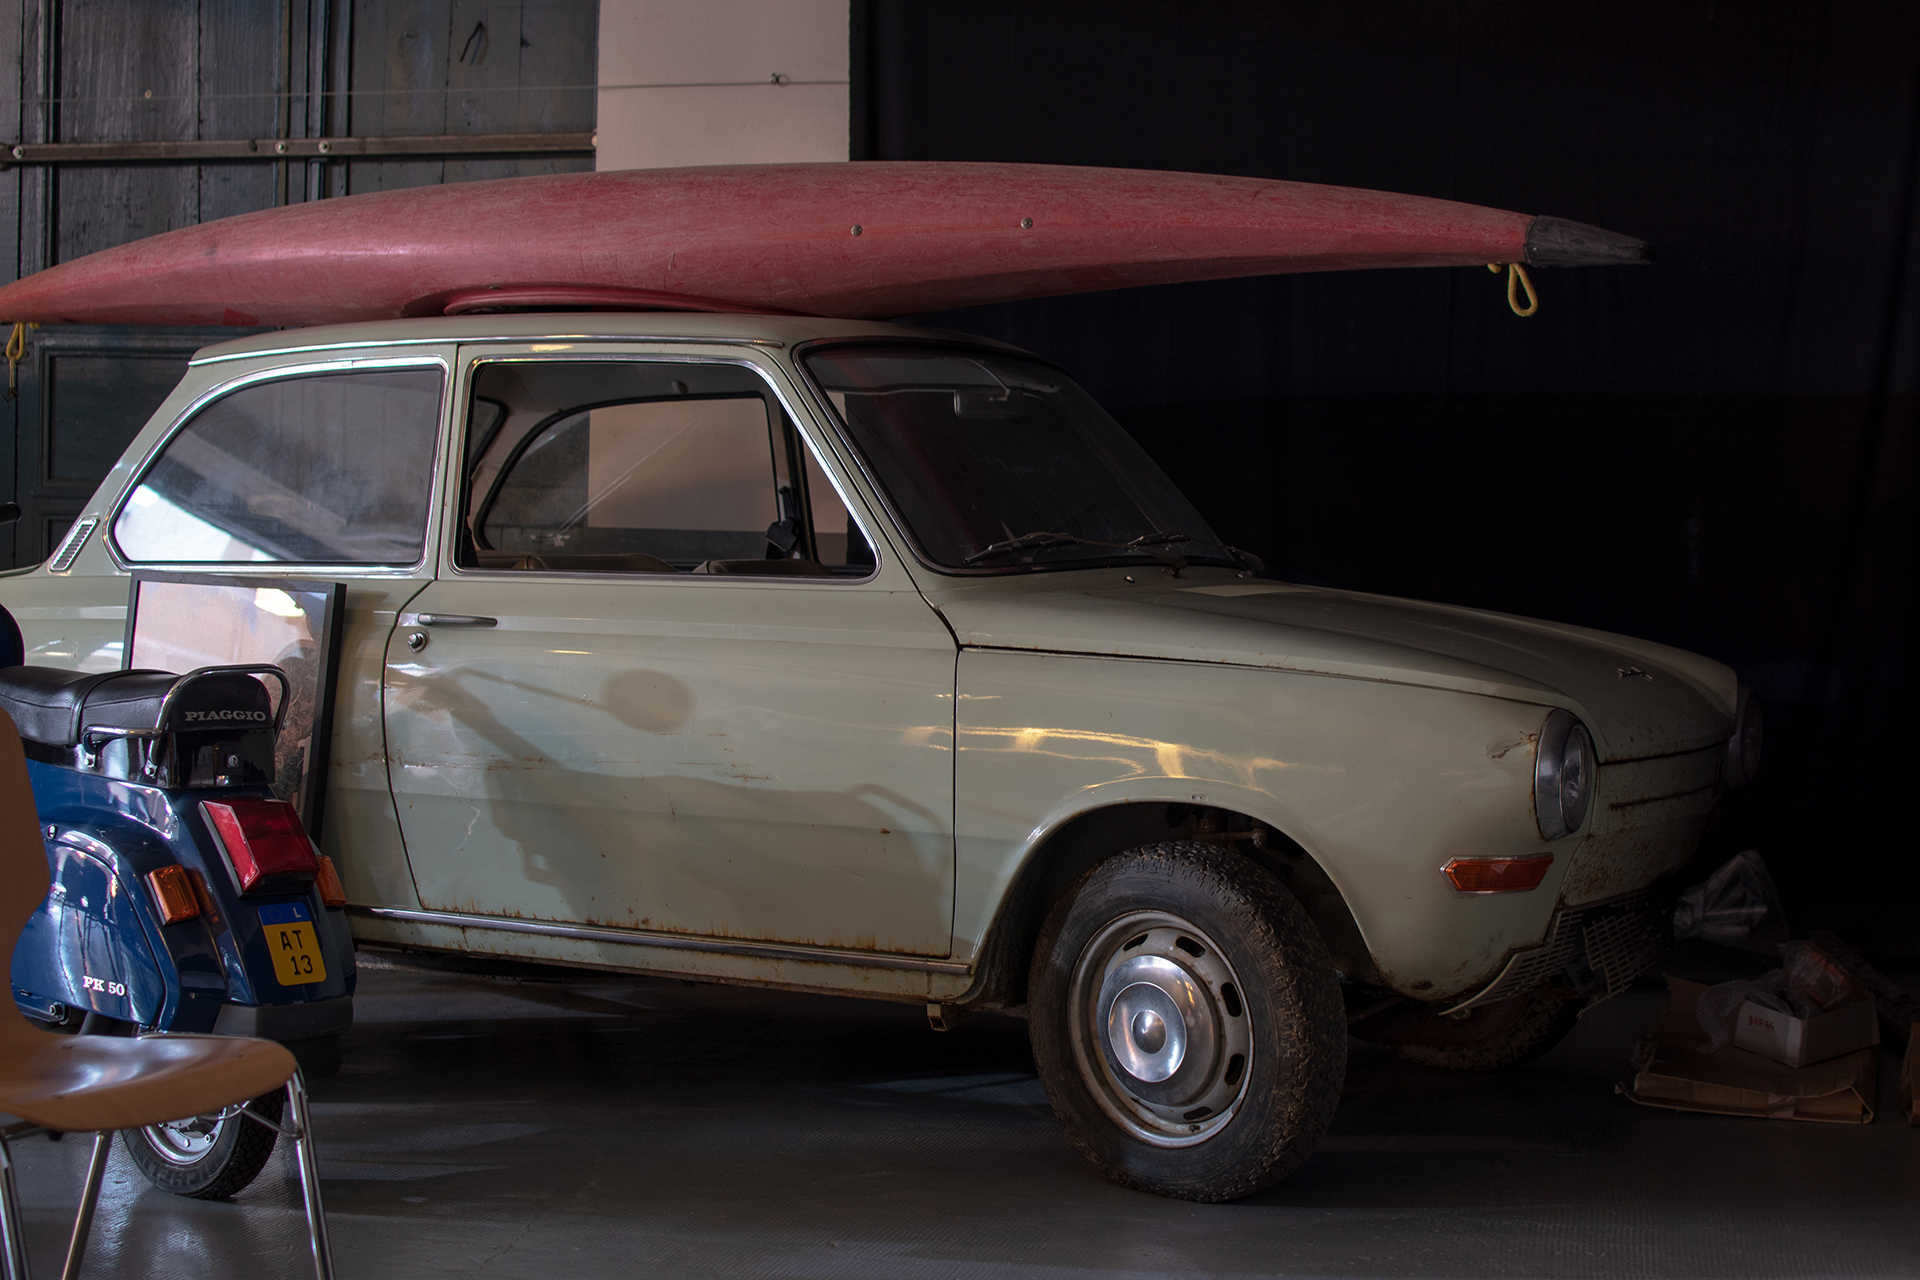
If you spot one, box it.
[954,646,1576,1001]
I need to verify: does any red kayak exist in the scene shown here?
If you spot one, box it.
[0,162,1647,327]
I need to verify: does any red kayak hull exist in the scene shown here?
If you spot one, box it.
[0,162,1642,327]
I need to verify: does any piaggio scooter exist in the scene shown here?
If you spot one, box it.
[0,607,355,1198]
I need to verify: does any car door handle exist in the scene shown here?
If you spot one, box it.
[417,613,497,627]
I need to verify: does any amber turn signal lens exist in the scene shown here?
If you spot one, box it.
[1442,855,1554,894]
[315,855,348,909]
[146,864,202,923]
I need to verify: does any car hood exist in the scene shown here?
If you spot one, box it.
[930,572,1737,762]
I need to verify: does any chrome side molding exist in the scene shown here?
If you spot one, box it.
[351,905,971,974]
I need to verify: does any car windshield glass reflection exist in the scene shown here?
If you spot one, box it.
[802,346,1230,573]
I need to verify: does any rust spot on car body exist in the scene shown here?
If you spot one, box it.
[1488,734,1534,761]
[1560,746,1722,903]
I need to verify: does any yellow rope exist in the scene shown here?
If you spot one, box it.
[1487,262,1538,317]
[3,322,27,399]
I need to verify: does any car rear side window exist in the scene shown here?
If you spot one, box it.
[113,366,444,565]
[460,359,874,577]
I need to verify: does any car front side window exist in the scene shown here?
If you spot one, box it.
[112,366,445,565]
[461,359,873,578]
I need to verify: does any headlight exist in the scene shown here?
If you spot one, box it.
[1724,684,1763,787]
[1534,709,1594,840]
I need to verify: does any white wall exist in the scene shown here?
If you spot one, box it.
[597,0,849,171]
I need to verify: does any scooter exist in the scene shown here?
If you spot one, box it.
[0,604,355,1198]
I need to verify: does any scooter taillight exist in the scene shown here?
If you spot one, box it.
[203,798,319,892]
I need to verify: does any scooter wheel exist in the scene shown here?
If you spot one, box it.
[120,1088,282,1199]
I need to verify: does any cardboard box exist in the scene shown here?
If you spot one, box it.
[1733,990,1879,1067]
[1625,979,1877,1124]
[1903,1024,1918,1126]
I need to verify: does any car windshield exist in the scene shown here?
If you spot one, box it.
[802,345,1231,573]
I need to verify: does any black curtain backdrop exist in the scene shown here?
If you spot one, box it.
[852,2,1920,924]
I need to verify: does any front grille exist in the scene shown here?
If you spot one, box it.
[1579,897,1671,997]
[1448,886,1670,1012]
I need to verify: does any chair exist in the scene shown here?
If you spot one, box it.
[0,707,333,1279]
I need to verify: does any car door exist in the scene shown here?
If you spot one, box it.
[105,352,453,911]
[381,346,958,956]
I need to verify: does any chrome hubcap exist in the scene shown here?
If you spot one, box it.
[1069,911,1254,1147]
[142,1114,224,1165]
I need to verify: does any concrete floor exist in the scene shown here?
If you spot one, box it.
[7,952,1917,1279]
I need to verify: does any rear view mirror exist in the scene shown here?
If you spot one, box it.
[953,387,1023,419]
[0,502,19,525]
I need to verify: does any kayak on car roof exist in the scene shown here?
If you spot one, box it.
[0,162,1647,328]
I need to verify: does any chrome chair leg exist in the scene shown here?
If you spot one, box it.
[284,1072,334,1280]
[0,1132,30,1280]
[57,1134,108,1280]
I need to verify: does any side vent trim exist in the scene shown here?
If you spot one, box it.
[48,517,98,573]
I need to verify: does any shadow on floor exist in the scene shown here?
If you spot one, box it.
[8,954,1917,1279]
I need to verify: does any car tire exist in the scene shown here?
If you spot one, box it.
[1389,989,1584,1071]
[120,1088,282,1200]
[1029,841,1346,1202]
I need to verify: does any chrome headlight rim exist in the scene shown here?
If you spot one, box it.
[1725,684,1763,787]
[1534,708,1595,841]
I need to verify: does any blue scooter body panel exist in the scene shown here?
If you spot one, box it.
[11,759,355,1034]
[15,835,172,1025]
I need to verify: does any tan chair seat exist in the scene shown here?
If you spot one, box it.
[0,1033,295,1135]
[0,704,332,1278]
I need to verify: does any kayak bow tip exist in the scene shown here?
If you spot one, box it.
[1522,215,1653,267]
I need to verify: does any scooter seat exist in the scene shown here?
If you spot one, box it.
[0,666,275,748]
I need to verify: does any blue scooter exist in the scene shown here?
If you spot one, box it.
[0,605,355,1198]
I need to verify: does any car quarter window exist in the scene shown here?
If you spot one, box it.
[460,359,874,578]
[112,366,445,565]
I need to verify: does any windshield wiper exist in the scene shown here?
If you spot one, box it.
[1173,534,1265,574]
[963,527,1267,576]
[1118,530,1266,574]
[963,529,1191,572]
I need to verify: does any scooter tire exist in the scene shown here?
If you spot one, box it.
[120,1087,282,1200]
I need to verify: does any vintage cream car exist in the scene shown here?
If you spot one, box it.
[0,313,1759,1201]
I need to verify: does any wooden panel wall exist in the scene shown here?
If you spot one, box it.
[348,0,596,191]
[0,0,597,566]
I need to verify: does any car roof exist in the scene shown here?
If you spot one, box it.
[189,311,1031,365]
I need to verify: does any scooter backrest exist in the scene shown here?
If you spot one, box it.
[153,670,277,736]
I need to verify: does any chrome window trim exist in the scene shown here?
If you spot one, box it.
[442,567,879,585]
[351,905,969,973]
[105,354,453,575]
[789,337,943,576]
[445,349,883,586]
[192,333,785,366]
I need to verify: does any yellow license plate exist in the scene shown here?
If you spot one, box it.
[259,904,327,986]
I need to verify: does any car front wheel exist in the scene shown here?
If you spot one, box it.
[1029,842,1346,1202]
